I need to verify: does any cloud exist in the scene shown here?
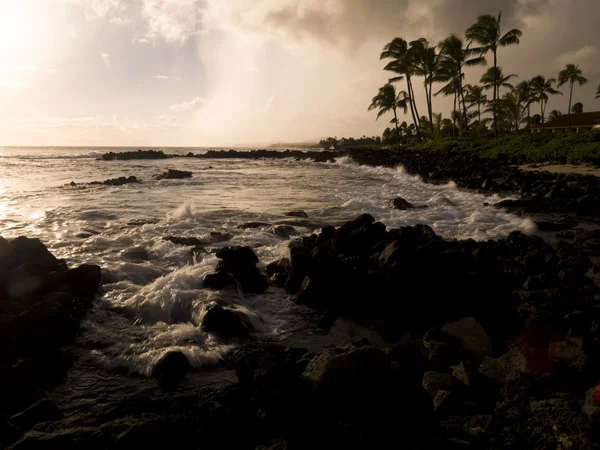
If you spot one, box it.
[170,96,206,112]
[141,0,207,43]
[0,80,32,89]
[553,45,599,69]
[100,52,112,68]
[132,37,151,44]
[109,16,131,25]
[155,75,182,80]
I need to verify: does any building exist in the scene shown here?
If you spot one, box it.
[532,111,600,132]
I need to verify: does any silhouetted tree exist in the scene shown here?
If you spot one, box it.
[466,12,522,133]
[516,80,535,130]
[465,84,487,123]
[480,67,517,95]
[368,83,408,150]
[571,102,583,114]
[548,109,562,121]
[531,76,562,131]
[380,38,422,139]
[558,64,588,130]
[438,34,486,136]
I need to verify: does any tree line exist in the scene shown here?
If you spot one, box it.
[369,11,600,149]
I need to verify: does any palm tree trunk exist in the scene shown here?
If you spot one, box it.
[493,50,498,136]
[568,82,573,131]
[541,100,545,131]
[406,76,422,140]
[452,92,457,137]
[408,77,422,130]
[428,78,434,125]
[478,102,481,123]
[527,105,531,132]
[459,70,469,136]
[393,107,400,150]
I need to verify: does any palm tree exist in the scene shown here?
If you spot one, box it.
[548,110,562,121]
[557,64,588,130]
[571,102,583,114]
[466,12,522,132]
[516,80,535,130]
[411,39,443,125]
[497,91,527,133]
[368,84,408,150]
[380,38,422,139]
[465,85,487,122]
[438,34,486,135]
[596,84,600,99]
[435,75,462,136]
[480,67,517,95]
[531,76,562,131]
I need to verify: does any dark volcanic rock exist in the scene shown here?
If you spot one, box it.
[86,176,139,186]
[201,304,252,339]
[202,246,268,294]
[151,351,191,390]
[155,169,193,180]
[284,210,308,218]
[100,149,172,160]
[389,197,415,210]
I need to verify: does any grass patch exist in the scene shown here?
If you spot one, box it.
[408,131,600,165]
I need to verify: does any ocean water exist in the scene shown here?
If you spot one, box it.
[0,146,536,375]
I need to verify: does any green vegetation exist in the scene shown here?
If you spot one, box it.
[407,130,600,164]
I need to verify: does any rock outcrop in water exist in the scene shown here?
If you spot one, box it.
[155,169,193,180]
[100,149,172,160]
[0,236,101,429]
[203,246,268,295]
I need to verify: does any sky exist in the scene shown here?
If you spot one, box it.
[0,0,599,147]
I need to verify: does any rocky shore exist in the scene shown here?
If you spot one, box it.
[3,212,600,449]
[345,148,600,223]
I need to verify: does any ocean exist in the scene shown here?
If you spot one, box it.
[0,146,535,375]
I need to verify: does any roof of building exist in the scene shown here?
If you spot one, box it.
[533,111,600,129]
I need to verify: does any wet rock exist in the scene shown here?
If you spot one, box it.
[237,221,271,229]
[452,361,478,388]
[204,247,268,294]
[155,169,193,180]
[556,230,575,240]
[9,398,62,430]
[271,225,296,238]
[120,247,149,260]
[88,176,138,186]
[151,351,191,390]
[101,149,172,160]
[284,211,308,218]
[201,304,252,339]
[389,197,414,210]
[441,317,492,365]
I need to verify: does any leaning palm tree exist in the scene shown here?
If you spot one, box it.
[571,102,583,114]
[438,34,486,135]
[557,64,588,130]
[368,84,408,150]
[466,11,522,132]
[380,38,422,139]
[465,85,487,122]
[530,76,562,131]
[480,67,517,95]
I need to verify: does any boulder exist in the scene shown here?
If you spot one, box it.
[151,351,191,390]
[271,225,297,238]
[202,271,235,290]
[155,169,193,180]
[201,304,251,339]
[441,317,492,365]
[422,371,458,396]
[204,247,268,294]
[302,347,433,440]
[284,211,308,218]
[582,385,600,423]
[389,197,415,210]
